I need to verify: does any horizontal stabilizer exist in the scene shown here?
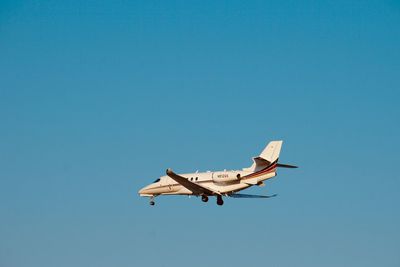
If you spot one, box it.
[276,163,298,168]
[229,193,277,198]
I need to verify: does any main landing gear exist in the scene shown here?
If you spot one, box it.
[216,195,224,206]
[201,195,223,205]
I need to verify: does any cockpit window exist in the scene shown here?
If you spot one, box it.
[153,178,160,183]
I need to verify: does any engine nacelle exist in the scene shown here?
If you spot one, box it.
[212,171,241,183]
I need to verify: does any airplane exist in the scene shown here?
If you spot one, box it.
[138,140,297,206]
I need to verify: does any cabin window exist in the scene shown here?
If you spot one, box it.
[195,177,198,181]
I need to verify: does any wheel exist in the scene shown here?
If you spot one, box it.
[150,201,155,206]
[216,196,224,206]
[201,195,209,202]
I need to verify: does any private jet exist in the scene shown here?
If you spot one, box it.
[138,140,297,206]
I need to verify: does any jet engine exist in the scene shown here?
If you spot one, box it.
[212,171,241,183]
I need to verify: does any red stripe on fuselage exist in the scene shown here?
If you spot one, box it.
[243,161,277,179]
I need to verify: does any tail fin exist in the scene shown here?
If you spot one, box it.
[243,141,283,172]
[259,140,282,163]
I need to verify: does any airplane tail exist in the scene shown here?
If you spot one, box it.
[243,141,283,172]
[259,140,283,163]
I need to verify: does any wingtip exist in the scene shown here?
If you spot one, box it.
[166,168,173,175]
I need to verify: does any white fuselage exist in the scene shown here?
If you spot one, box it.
[139,169,277,196]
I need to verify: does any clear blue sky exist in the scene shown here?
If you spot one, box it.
[1,1,399,266]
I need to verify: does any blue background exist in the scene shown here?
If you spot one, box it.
[1,1,399,266]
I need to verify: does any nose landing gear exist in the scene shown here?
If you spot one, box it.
[216,195,224,206]
[201,195,209,202]
[149,196,155,206]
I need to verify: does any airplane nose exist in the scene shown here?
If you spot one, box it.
[138,185,151,195]
[138,187,146,195]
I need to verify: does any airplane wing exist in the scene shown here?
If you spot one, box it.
[228,193,277,198]
[166,168,220,196]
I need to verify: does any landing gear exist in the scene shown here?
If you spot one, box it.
[149,196,155,206]
[216,195,224,206]
[201,195,209,202]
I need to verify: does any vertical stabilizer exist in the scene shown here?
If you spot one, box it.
[259,140,282,163]
[243,141,283,172]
